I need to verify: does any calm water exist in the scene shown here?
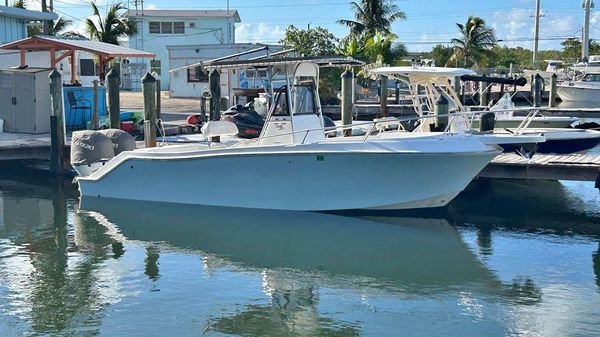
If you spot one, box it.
[0,170,599,336]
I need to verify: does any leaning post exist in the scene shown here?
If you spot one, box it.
[106,67,120,129]
[142,72,157,148]
[548,73,558,108]
[533,73,543,108]
[208,69,221,142]
[341,69,353,137]
[379,75,388,117]
[91,79,99,130]
[49,69,66,175]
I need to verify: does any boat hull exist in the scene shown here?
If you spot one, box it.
[557,84,600,102]
[78,148,498,211]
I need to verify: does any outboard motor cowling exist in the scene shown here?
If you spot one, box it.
[71,131,115,176]
[98,129,136,155]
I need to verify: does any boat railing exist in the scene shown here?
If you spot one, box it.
[228,107,541,147]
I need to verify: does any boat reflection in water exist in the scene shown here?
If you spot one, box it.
[81,197,538,336]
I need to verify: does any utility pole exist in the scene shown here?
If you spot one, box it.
[532,0,541,69]
[41,0,50,35]
[583,0,594,61]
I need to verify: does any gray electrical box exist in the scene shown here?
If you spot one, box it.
[0,68,52,134]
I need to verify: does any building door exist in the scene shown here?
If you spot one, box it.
[0,72,15,132]
[14,72,35,133]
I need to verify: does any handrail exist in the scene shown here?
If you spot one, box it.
[227,106,541,148]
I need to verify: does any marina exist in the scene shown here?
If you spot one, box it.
[1,0,600,335]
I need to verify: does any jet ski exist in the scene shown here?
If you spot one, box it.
[222,102,336,139]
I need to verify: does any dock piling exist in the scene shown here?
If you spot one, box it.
[49,69,67,175]
[479,74,488,106]
[91,79,99,130]
[208,69,221,142]
[106,67,120,129]
[433,95,448,131]
[549,73,558,108]
[533,73,543,107]
[142,72,157,148]
[341,70,353,136]
[379,75,388,117]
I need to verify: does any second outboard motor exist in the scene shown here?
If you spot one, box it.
[98,129,136,155]
[479,112,496,132]
[71,130,115,177]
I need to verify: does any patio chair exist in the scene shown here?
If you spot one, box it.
[66,91,91,129]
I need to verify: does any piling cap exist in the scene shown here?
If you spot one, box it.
[142,72,156,83]
[107,67,120,78]
[49,68,61,79]
[436,95,448,105]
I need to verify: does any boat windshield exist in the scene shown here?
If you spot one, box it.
[271,88,289,116]
[582,73,600,82]
[291,83,317,115]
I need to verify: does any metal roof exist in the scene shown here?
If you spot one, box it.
[0,35,155,58]
[127,9,241,22]
[0,5,58,21]
[203,56,365,70]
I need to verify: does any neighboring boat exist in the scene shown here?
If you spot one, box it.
[571,55,600,73]
[74,59,502,211]
[369,66,600,154]
[557,72,600,102]
[523,59,565,80]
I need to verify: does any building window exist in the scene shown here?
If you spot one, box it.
[187,66,208,82]
[149,21,185,34]
[80,59,96,76]
[161,22,173,34]
[189,22,196,28]
[149,22,160,34]
[174,22,185,34]
[150,60,161,75]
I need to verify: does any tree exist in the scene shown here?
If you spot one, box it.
[28,17,73,36]
[449,16,496,68]
[338,0,406,37]
[364,33,405,65]
[85,2,137,45]
[11,0,25,8]
[430,44,454,67]
[560,38,600,62]
[280,25,338,56]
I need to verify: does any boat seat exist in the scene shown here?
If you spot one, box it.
[201,121,239,139]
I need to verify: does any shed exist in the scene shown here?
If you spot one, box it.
[0,5,57,44]
[0,35,155,84]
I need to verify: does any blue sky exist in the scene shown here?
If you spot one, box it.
[29,0,597,51]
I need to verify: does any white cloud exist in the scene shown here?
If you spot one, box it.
[235,23,284,44]
[491,8,577,50]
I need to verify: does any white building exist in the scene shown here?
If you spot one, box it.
[127,9,241,91]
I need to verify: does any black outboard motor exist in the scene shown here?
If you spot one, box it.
[222,103,265,138]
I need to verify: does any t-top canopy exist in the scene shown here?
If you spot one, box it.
[370,66,475,83]
[203,56,364,71]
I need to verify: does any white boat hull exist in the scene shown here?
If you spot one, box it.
[557,84,600,102]
[78,141,498,211]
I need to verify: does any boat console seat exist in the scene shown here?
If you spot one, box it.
[201,121,239,140]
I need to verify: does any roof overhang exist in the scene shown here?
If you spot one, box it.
[0,5,58,21]
[0,35,155,59]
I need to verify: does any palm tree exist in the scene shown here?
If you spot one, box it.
[364,33,406,65]
[85,2,137,45]
[338,0,406,37]
[28,17,73,36]
[11,0,25,8]
[448,16,496,68]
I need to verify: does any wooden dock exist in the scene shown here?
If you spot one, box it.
[480,153,600,185]
[0,132,68,161]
